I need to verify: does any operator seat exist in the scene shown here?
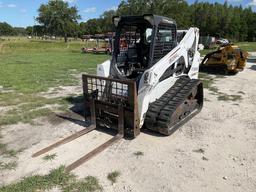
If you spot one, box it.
[137,40,150,68]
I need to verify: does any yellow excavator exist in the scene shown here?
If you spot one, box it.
[201,44,248,74]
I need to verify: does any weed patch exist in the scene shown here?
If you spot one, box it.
[107,171,121,184]
[0,108,52,126]
[0,161,17,170]
[238,91,245,95]
[64,176,102,192]
[0,166,102,192]
[204,98,210,102]
[0,143,21,158]
[0,96,71,126]
[199,73,215,90]
[43,154,57,161]
[218,94,242,101]
[133,151,144,158]
[199,72,243,102]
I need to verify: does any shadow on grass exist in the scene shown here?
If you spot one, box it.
[56,95,87,126]
[62,91,195,138]
[65,95,85,116]
[60,95,174,138]
[58,95,117,137]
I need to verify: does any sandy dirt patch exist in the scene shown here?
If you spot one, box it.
[0,63,256,191]
[39,72,84,99]
[39,86,82,99]
[0,106,13,115]
[248,52,256,57]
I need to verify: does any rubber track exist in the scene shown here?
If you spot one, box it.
[145,76,201,135]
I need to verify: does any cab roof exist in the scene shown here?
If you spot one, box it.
[113,14,176,27]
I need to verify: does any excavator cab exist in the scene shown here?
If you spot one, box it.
[111,15,177,80]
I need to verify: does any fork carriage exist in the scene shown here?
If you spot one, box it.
[82,74,140,138]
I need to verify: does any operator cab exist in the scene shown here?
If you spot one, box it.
[110,14,177,80]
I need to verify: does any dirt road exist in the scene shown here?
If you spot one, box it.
[0,63,256,192]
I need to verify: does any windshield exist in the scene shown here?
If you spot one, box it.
[112,24,153,79]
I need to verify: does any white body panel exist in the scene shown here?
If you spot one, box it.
[97,28,200,128]
[138,28,200,127]
[97,60,111,77]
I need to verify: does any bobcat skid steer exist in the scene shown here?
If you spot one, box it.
[33,15,203,172]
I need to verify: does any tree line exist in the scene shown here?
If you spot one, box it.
[0,22,27,36]
[81,0,256,41]
[0,0,255,42]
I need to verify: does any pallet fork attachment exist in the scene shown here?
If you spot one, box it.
[32,125,96,158]
[66,104,125,172]
[32,75,139,172]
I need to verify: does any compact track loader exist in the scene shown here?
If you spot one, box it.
[33,15,204,171]
[201,44,248,74]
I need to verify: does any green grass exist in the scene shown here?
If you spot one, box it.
[217,94,242,101]
[0,166,102,192]
[0,95,72,126]
[199,72,215,90]
[199,42,256,56]
[0,161,17,171]
[0,143,21,158]
[43,154,57,161]
[0,39,109,127]
[0,39,109,177]
[107,171,121,184]
[0,40,108,93]
[199,48,216,56]
[199,72,243,102]
[0,107,52,126]
[64,176,102,192]
[236,42,256,52]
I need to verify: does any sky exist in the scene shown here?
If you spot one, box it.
[0,0,255,27]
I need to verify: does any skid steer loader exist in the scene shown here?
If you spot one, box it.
[33,15,203,172]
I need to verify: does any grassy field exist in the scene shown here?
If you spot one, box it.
[0,38,109,126]
[0,38,109,191]
[0,39,255,127]
[199,41,256,55]
[237,42,256,52]
[0,39,108,93]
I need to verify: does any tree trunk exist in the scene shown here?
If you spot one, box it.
[64,34,68,43]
